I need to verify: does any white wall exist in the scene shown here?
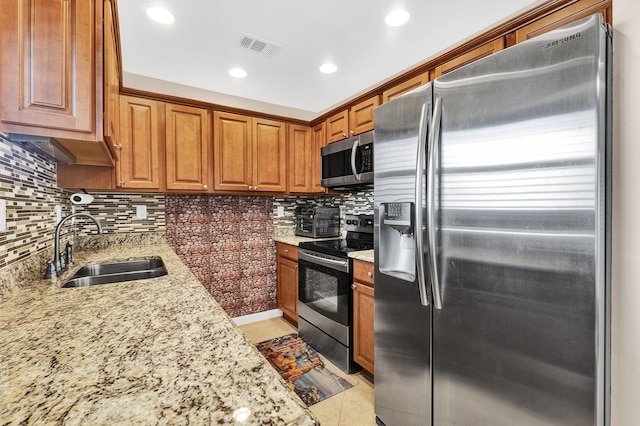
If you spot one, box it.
[612,0,640,424]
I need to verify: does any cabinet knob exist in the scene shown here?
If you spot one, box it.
[114,144,122,150]
[350,130,355,135]
[284,249,289,253]
[254,185,259,191]
[342,132,347,137]
[351,284,357,290]
[249,186,254,191]
[368,271,373,278]
[203,185,208,191]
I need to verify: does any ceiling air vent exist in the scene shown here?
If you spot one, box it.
[236,33,282,57]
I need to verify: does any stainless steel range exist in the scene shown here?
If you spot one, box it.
[297,214,373,373]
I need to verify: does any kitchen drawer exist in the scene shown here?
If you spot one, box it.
[353,259,374,286]
[277,243,298,261]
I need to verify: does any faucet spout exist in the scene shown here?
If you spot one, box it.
[47,213,103,278]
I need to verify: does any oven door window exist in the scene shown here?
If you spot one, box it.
[298,258,351,326]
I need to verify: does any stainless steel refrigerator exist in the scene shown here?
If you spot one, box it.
[373,14,611,426]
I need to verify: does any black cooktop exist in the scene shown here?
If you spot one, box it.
[298,214,374,258]
[298,234,374,258]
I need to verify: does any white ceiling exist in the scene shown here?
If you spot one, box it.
[117,0,543,121]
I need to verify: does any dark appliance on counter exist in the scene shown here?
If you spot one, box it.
[320,130,374,190]
[297,214,374,373]
[295,206,340,238]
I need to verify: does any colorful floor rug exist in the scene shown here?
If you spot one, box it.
[256,333,354,406]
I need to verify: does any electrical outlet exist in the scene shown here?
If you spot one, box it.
[0,199,6,232]
[277,206,285,217]
[55,205,62,224]
[136,205,147,220]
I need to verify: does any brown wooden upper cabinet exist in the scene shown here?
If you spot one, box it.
[434,39,505,78]
[0,0,113,166]
[213,112,287,193]
[311,122,327,193]
[515,0,611,43]
[165,104,211,192]
[382,71,431,103]
[117,96,162,190]
[326,95,380,143]
[103,0,120,155]
[288,124,312,193]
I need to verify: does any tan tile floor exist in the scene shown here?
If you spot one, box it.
[239,317,377,426]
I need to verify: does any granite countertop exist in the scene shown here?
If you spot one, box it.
[349,250,374,263]
[0,239,317,425]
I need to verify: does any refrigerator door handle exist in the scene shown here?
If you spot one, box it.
[351,139,361,181]
[414,103,430,307]
[427,97,443,310]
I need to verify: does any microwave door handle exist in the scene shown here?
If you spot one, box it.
[351,139,361,181]
[414,103,430,307]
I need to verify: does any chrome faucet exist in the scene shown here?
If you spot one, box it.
[44,213,103,279]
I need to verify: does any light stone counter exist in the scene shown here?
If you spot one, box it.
[0,238,317,425]
[349,249,374,263]
[273,235,340,246]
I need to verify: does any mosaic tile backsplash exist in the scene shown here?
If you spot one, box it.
[0,135,165,274]
[0,136,70,270]
[165,195,275,318]
[273,189,374,236]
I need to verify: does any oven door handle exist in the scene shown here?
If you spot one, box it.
[299,249,350,273]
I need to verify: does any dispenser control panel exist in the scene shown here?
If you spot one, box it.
[384,202,412,224]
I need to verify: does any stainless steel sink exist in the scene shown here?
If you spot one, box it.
[62,258,168,288]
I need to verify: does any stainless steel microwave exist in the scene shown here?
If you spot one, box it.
[320,130,374,190]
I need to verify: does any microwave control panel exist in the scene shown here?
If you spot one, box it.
[361,144,373,173]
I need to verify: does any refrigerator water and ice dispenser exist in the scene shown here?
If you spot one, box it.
[378,202,415,282]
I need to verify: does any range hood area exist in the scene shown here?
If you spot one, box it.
[6,133,76,164]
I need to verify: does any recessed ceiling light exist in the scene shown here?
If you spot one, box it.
[146,6,175,25]
[229,68,247,78]
[385,9,410,27]
[319,63,338,74]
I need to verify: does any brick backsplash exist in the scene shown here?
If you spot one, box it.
[165,195,275,318]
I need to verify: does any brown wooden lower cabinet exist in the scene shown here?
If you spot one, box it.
[353,259,375,375]
[276,243,299,324]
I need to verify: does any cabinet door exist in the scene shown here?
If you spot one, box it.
[103,0,120,152]
[288,124,312,193]
[382,71,430,103]
[353,281,375,374]
[1,0,97,135]
[349,96,380,136]
[311,122,326,193]
[253,118,287,192]
[326,110,349,143]
[213,111,252,191]
[277,255,299,324]
[165,104,210,191]
[434,39,504,78]
[515,0,611,43]
[118,96,161,190]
